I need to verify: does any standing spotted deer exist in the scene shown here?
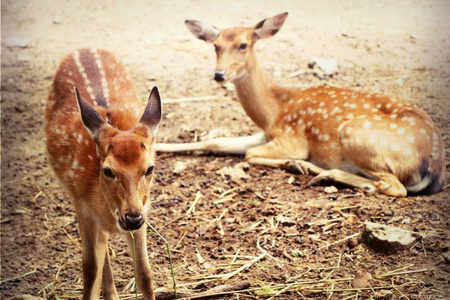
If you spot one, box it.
[156,12,446,196]
[45,48,162,299]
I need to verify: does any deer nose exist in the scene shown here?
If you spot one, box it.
[124,212,144,230]
[214,70,226,82]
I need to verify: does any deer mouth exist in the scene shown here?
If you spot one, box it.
[118,218,129,231]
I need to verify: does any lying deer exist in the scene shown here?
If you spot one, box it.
[45,48,162,299]
[156,12,446,197]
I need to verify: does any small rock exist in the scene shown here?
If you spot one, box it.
[361,221,421,254]
[347,237,359,249]
[309,57,338,77]
[172,161,187,174]
[352,269,372,289]
[442,251,450,264]
[276,215,296,226]
[324,186,338,194]
[373,290,393,299]
[217,162,250,183]
[5,37,31,48]
[17,55,32,62]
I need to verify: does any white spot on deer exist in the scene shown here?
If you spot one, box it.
[284,125,294,134]
[345,127,352,135]
[66,79,75,85]
[349,103,357,109]
[67,170,75,179]
[343,102,349,108]
[281,93,288,100]
[406,136,415,143]
[72,159,79,170]
[420,128,427,135]
[390,123,398,129]
[77,134,83,144]
[390,98,397,102]
[403,148,413,156]
[88,155,94,160]
[285,114,292,122]
[391,144,401,152]
[336,115,343,121]
[390,114,397,119]
[330,107,341,116]
[432,132,438,140]
[372,108,378,113]
[322,134,330,141]
[386,103,392,109]
[368,135,377,144]
[393,108,399,113]
[376,104,382,109]
[346,113,354,119]
[373,116,382,121]
[306,121,312,128]
[299,110,306,116]
[398,128,405,134]
[363,121,371,129]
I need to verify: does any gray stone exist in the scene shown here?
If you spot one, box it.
[361,221,421,254]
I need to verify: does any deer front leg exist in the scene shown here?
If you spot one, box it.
[79,217,108,300]
[126,223,155,300]
[102,247,119,300]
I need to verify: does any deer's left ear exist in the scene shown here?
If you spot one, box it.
[138,86,162,136]
[253,12,288,40]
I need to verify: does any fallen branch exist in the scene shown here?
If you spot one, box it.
[163,95,219,104]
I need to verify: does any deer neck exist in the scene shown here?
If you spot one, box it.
[233,55,282,132]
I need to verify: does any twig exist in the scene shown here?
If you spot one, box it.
[223,251,267,280]
[129,230,139,300]
[186,191,202,216]
[378,268,429,278]
[318,232,360,250]
[0,268,37,284]
[163,95,219,104]
[146,220,178,299]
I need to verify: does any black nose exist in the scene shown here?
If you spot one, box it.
[214,71,226,82]
[125,212,144,230]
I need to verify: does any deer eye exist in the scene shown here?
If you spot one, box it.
[145,166,155,177]
[239,43,248,50]
[102,167,115,179]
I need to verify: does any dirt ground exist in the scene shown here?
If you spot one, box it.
[1,0,450,299]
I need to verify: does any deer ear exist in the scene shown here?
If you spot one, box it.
[139,86,162,136]
[253,12,288,40]
[185,20,220,43]
[75,87,105,140]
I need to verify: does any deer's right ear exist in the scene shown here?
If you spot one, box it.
[185,20,220,43]
[75,87,105,140]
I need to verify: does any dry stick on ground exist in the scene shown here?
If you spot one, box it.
[155,281,251,300]
[162,95,220,104]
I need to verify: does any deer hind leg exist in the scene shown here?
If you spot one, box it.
[79,216,109,300]
[126,223,155,300]
[155,131,266,155]
[102,247,119,300]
